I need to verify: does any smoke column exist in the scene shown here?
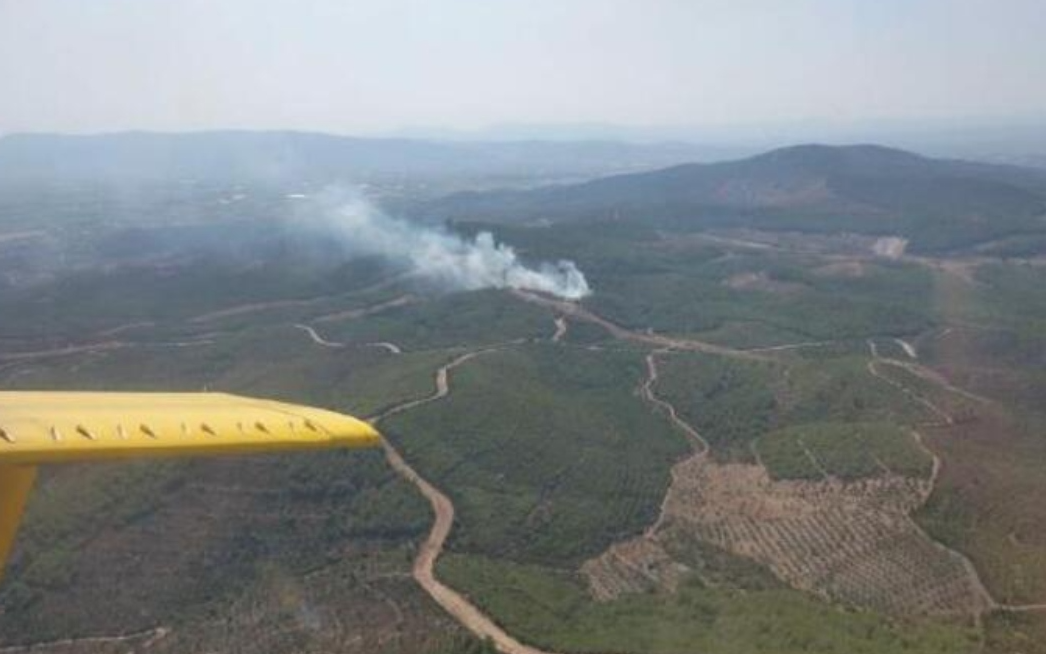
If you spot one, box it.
[301,192,591,300]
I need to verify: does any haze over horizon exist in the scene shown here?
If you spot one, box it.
[1,0,1044,141]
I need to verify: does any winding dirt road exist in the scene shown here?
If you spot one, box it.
[313,295,416,324]
[295,324,402,354]
[0,627,170,653]
[866,341,954,425]
[512,290,765,361]
[366,341,403,354]
[640,351,708,456]
[0,341,127,362]
[190,297,324,324]
[551,317,567,343]
[0,336,214,364]
[866,340,1007,614]
[367,297,814,650]
[865,340,1046,615]
[638,351,710,538]
[293,323,345,348]
[370,350,557,654]
[362,296,1040,649]
[370,351,483,422]
[867,340,992,408]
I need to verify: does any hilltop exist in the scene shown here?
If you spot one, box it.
[432,144,1046,253]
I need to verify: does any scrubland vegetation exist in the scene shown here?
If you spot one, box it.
[3,147,1046,651]
[384,345,686,566]
[439,553,980,654]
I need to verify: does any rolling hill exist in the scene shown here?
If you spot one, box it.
[432,144,1046,253]
[0,131,718,185]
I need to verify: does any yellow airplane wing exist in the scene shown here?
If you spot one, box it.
[0,391,381,580]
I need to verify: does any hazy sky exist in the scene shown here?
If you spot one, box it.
[1,0,1044,135]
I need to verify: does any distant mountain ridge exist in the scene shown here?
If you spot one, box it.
[431,144,1046,253]
[0,130,722,184]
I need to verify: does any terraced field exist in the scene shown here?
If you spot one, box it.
[668,461,990,616]
[583,350,992,619]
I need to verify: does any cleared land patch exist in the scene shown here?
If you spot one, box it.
[582,352,991,619]
[660,460,990,616]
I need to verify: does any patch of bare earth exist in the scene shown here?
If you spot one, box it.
[583,354,993,619]
[812,260,868,278]
[582,507,690,601]
[723,271,806,295]
[676,462,990,615]
[712,178,833,207]
[586,456,991,616]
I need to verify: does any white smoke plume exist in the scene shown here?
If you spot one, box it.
[303,191,591,300]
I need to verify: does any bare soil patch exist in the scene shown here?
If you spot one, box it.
[723,271,807,295]
[583,352,993,618]
[812,260,868,278]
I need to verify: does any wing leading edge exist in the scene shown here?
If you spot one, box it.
[0,392,381,579]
